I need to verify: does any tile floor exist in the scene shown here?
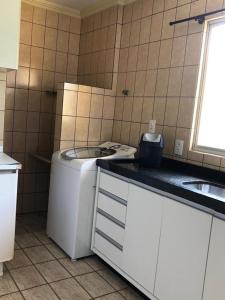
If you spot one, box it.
[0,213,148,300]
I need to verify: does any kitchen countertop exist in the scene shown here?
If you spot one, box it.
[0,153,21,170]
[96,158,225,216]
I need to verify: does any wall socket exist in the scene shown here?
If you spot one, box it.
[149,120,156,133]
[174,139,184,156]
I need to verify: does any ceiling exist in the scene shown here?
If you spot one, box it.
[47,0,98,11]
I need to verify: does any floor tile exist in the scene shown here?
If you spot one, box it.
[0,292,24,299]
[24,246,54,264]
[50,278,90,300]
[33,231,51,245]
[6,250,32,270]
[0,273,18,296]
[83,256,106,271]
[45,243,67,259]
[98,269,128,291]
[76,272,114,298]
[10,266,45,290]
[14,242,20,250]
[119,287,148,300]
[96,292,125,300]
[59,258,93,276]
[15,233,41,248]
[36,260,70,283]
[22,284,59,300]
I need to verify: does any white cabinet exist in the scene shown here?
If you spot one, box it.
[203,217,225,300]
[0,171,18,265]
[0,0,21,69]
[122,184,163,294]
[154,199,212,300]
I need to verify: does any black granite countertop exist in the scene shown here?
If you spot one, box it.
[96,158,225,216]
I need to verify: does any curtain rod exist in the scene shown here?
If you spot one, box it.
[170,8,225,26]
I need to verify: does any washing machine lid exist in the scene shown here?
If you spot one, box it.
[61,147,116,160]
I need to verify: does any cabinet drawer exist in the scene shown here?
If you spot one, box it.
[97,192,127,224]
[99,172,128,200]
[96,212,125,246]
[94,232,123,266]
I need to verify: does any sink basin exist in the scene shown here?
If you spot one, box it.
[183,181,225,199]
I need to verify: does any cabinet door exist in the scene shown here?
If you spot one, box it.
[0,0,21,69]
[203,217,225,300]
[0,172,18,262]
[155,199,211,300]
[122,184,163,293]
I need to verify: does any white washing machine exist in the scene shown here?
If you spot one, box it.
[47,142,136,260]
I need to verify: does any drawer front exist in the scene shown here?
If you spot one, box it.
[99,172,128,200]
[97,192,127,224]
[94,232,123,266]
[96,212,125,246]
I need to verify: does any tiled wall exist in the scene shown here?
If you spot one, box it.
[78,6,122,89]
[0,70,6,148]
[4,3,81,213]
[112,0,225,171]
[54,83,115,150]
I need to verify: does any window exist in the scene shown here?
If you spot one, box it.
[192,17,225,156]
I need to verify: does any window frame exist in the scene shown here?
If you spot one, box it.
[191,15,225,157]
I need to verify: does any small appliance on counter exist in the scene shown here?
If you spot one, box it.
[138,133,164,168]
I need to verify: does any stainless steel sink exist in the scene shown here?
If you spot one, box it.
[183,181,225,198]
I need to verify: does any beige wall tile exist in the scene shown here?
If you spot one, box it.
[45,28,57,50]
[61,116,76,140]
[19,44,31,68]
[20,21,32,45]
[31,47,44,69]
[142,0,153,18]
[62,90,77,116]
[77,92,91,117]
[103,96,115,119]
[155,69,170,97]
[167,67,183,96]
[46,11,58,28]
[150,13,163,42]
[137,44,149,70]
[164,97,179,126]
[101,119,113,141]
[177,97,195,128]
[88,118,101,141]
[32,24,45,47]
[75,117,89,141]
[163,126,176,155]
[140,17,151,44]
[147,41,160,69]
[21,3,33,22]
[161,8,176,40]
[171,36,187,67]
[132,97,143,122]
[153,97,166,125]
[33,7,46,25]
[90,94,104,118]
[185,33,203,66]
[181,66,198,97]
[158,39,173,68]
[141,97,154,123]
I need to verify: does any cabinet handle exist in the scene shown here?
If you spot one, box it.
[97,208,126,229]
[99,188,127,206]
[95,228,123,251]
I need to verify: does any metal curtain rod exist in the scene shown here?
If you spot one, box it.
[170,8,225,26]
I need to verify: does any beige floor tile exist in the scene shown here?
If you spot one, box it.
[96,292,125,300]
[83,256,106,271]
[0,273,18,296]
[98,269,128,291]
[36,261,70,283]
[0,292,24,300]
[45,243,67,259]
[50,278,90,300]
[22,284,59,300]
[15,233,41,248]
[6,250,32,270]
[10,266,45,290]
[76,272,114,298]
[119,287,147,299]
[59,258,93,276]
[33,231,51,245]
[24,246,54,264]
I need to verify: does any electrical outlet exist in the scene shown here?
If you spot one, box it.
[149,120,156,133]
[174,139,184,156]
